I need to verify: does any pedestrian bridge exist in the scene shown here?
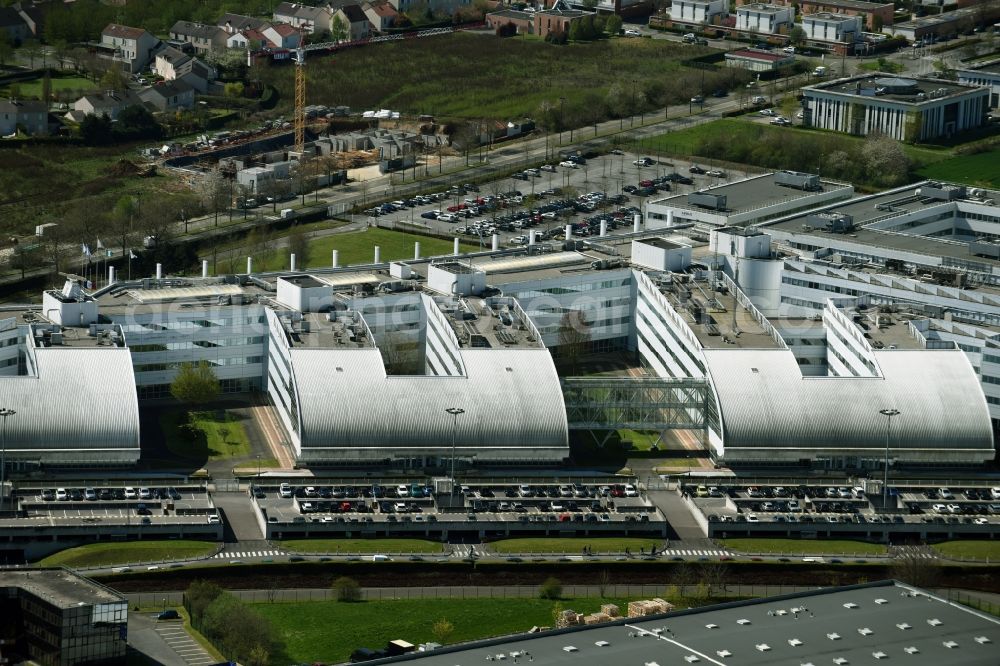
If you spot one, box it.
[561,376,713,431]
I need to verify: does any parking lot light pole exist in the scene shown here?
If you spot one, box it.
[879,408,899,511]
[558,97,565,145]
[0,408,14,514]
[445,407,464,499]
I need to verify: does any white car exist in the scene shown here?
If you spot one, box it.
[208,514,221,524]
[747,514,759,523]
[541,164,557,172]
[396,484,410,497]
[932,503,948,514]
[624,29,642,37]
[783,46,795,54]
[624,484,638,497]
[279,483,293,498]
[751,95,766,104]
[84,488,97,501]
[991,487,1000,499]
[759,108,776,116]
[124,487,137,499]
[55,488,68,501]
[559,160,578,168]
[973,517,989,525]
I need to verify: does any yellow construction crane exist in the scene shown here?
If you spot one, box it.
[293,32,307,154]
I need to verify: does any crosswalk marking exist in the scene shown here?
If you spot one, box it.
[214,550,281,558]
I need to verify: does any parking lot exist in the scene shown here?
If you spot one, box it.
[365,150,753,246]
[684,481,998,540]
[253,480,665,539]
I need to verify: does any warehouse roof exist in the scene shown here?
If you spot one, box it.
[703,347,993,455]
[364,582,1000,666]
[0,568,124,609]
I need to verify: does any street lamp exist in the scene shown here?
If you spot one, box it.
[0,408,14,514]
[558,97,565,145]
[879,408,899,511]
[445,407,464,499]
[256,453,261,478]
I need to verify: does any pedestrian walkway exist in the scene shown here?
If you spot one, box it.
[662,549,732,557]
[213,549,282,559]
[153,620,215,666]
[891,545,938,560]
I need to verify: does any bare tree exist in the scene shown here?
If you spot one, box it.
[557,309,591,374]
[890,553,941,589]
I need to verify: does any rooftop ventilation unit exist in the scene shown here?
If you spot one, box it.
[688,192,727,211]
[775,170,820,191]
[918,181,966,201]
[805,212,854,234]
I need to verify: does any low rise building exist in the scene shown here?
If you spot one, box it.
[138,80,195,112]
[801,74,990,141]
[168,20,228,52]
[334,4,372,41]
[745,0,893,30]
[217,12,267,34]
[534,9,589,38]
[262,22,302,49]
[0,98,47,135]
[724,47,795,72]
[669,0,727,24]
[735,3,794,34]
[362,0,398,31]
[154,46,216,93]
[70,89,145,121]
[891,6,1000,43]
[99,23,161,73]
[0,6,30,42]
[801,11,863,43]
[273,1,335,33]
[957,59,1000,109]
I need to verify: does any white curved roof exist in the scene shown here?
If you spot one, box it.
[289,347,568,457]
[704,348,994,459]
[0,347,140,458]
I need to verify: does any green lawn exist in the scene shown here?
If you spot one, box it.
[917,149,1000,188]
[721,538,887,556]
[38,540,217,568]
[619,429,663,451]
[257,597,630,663]
[161,409,252,461]
[279,539,445,554]
[490,537,663,554]
[2,75,96,99]
[931,540,1000,561]
[252,228,477,271]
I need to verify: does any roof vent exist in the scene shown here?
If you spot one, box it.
[562,647,578,653]
[974,636,991,644]
[928,618,943,627]
[737,619,751,625]
[833,659,848,665]
[716,650,732,658]
[858,628,873,636]
[874,598,888,605]
[335,366,344,372]
[788,638,803,647]
[896,623,911,630]
[705,624,719,630]
[684,657,700,664]
[842,602,858,609]
[827,633,841,641]
[594,642,609,647]
[755,644,771,652]
[904,646,919,654]
[873,651,888,660]
[943,641,959,649]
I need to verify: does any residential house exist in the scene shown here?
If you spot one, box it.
[70,89,145,120]
[154,47,216,93]
[217,13,267,34]
[262,23,303,49]
[11,1,49,39]
[0,99,48,135]
[226,28,269,50]
[362,0,397,32]
[273,2,335,33]
[669,0,727,24]
[333,5,371,41]
[0,6,30,43]
[168,20,228,53]
[100,24,161,73]
[486,8,534,34]
[534,9,588,38]
[389,0,472,17]
[138,80,195,112]
[724,48,795,71]
[735,3,794,34]
[745,0,893,31]
[801,11,862,42]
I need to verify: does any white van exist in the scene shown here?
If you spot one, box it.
[813,66,827,77]
[372,554,391,562]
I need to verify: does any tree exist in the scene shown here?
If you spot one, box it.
[557,310,591,374]
[331,15,350,42]
[431,618,455,643]
[171,361,220,405]
[99,67,128,91]
[22,40,43,69]
[184,580,224,625]
[198,170,229,227]
[605,15,623,36]
[79,112,113,144]
[333,576,361,602]
[116,105,163,141]
[287,227,310,268]
[890,553,941,588]
[109,195,140,258]
[861,134,910,186]
[247,645,270,666]
[788,25,806,45]
[0,33,12,68]
[539,576,562,600]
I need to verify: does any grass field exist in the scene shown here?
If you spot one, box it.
[257,597,629,663]
[261,32,720,121]
[161,410,252,461]
[917,149,1000,188]
[721,538,887,556]
[279,539,445,554]
[931,540,1000,561]
[490,537,663,554]
[619,429,663,451]
[38,540,216,567]
[252,228,477,271]
[2,75,96,99]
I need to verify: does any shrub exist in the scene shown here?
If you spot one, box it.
[333,576,362,602]
[539,576,562,600]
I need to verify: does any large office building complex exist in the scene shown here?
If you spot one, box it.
[802,73,990,141]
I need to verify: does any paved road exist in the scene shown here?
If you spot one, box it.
[128,612,206,666]
[211,490,264,541]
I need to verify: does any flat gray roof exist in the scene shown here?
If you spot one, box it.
[800,0,892,9]
[649,174,846,216]
[805,73,981,104]
[763,184,1000,270]
[368,582,1000,666]
[0,568,124,609]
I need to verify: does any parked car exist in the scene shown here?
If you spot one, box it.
[157,609,180,620]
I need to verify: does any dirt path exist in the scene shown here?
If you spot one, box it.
[250,393,296,470]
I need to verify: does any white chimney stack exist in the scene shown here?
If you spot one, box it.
[453,237,460,255]
[290,253,297,271]
[202,260,208,278]
[332,250,339,268]
[374,245,381,264]
[414,242,421,260]
[155,263,162,279]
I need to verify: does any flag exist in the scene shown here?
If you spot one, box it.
[129,250,137,260]
[96,238,104,250]
[81,244,91,257]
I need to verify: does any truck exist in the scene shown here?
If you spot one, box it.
[279,208,296,220]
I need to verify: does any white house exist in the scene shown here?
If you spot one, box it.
[0,99,48,135]
[71,90,145,120]
[272,2,335,33]
[262,23,302,49]
[801,12,863,42]
[154,47,216,93]
[168,20,228,53]
[736,3,794,34]
[138,81,195,112]
[669,0,727,24]
[334,4,371,41]
[100,24,161,73]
